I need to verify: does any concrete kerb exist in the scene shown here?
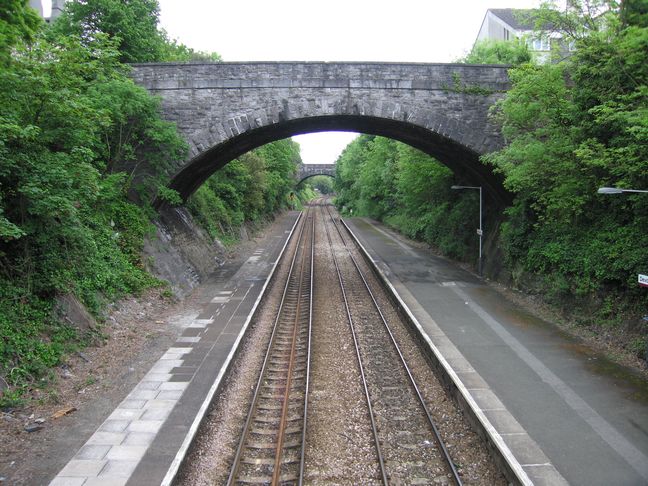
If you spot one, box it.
[159,212,303,486]
[339,218,533,486]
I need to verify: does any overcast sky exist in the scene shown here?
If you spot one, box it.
[155,0,542,164]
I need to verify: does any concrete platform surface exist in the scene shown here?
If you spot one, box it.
[346,217,648,486]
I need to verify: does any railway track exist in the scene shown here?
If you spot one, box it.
[180,199,502,485]
[227,209,314,485]
[319,202,462,485]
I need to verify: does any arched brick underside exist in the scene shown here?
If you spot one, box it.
[297,176,335,185]
[297,173,336,185]
[130,62,512,207]
[169,115,510,207]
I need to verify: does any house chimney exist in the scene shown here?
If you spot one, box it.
[50,0,66,21]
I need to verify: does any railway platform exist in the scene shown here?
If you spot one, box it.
[345,217,648,486]
[49,211,301,486]
[49,208,648,485]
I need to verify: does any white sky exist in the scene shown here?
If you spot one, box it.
[147,0,541,164]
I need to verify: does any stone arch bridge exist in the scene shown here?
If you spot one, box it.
[297,163,336,183]
[130,62,511,206]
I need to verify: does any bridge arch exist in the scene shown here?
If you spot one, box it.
[297,164,336,185]
[131,62,512,206]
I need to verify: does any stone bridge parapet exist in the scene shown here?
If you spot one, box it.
[131,62,512,205]
[297,163,336,182]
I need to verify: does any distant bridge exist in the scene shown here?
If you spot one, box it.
[297,163,336,182]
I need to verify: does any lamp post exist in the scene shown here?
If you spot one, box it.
[451,185,483,277]
[597,187,648,194]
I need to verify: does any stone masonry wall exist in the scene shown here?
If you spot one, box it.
[130,62,511,203]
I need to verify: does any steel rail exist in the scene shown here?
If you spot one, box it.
[319,204,390,485]
[298,211,314,486]
[227,208,313,485]
[325,202,463,486]
[271,211,314,484]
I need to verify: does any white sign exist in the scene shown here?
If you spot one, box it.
[639,274,648,288]
[476,229,483,236]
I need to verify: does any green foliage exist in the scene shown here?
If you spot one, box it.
[461,39,532,65]
[531,0,613,40]
[355,136,399,219]
[187,139,300,244]
[0,0,42,65]
[393,143,479,259]
[484,1,648,325]
[50,0,221,63]
[50,0,166,62]
[0,0,229,405]
[156,185,182,205]
[160,35,222,62]
[297,185,317,201]
[335,136,480,263]
[254,139,302,211]
[333,134,373,212]
[84,75,188,198]
[0,285,64,384]
[305,175,334,194]
[621,0,648,28]
[484,63,583,222]
[0,30,185,400]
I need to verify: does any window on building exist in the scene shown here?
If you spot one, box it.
[528,36,550,51]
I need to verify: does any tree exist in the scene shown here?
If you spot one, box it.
[483,0,648,319]
[255,139,301,212]
[461,39,532,65]
[334,135,373,212]
[160,34,222,62]
[51,0,166,62]
[620,0,648,27]
[357,136,399,218]
[306,175,334,194]
[334,136,479,260]
[0,33,189,397]
[186,140,301,242]
[0,0,41,64]
[50,0,221,63]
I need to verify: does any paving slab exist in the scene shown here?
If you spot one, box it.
[346,217,648,486]
[48,211,300,486]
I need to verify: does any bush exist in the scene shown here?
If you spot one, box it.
[186,140,300,244]
[0,29,183,401]
[335,136,480,264]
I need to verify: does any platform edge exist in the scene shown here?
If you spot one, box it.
[160,213,303,486]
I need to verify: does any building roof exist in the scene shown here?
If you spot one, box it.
[489,8,541,31]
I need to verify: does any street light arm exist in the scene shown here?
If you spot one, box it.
[451,185,481,190]
[598,187,648,194]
